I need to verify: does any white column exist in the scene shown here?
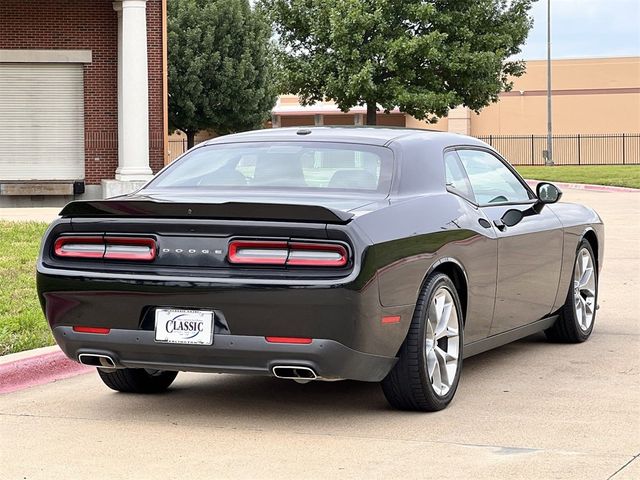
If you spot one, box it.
[113,0,152,181]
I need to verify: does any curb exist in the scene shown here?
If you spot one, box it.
[525,179,639,193]
[0,345,91,395]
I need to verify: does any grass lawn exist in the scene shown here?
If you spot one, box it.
[0,221,54,355]
[515,165,640,189]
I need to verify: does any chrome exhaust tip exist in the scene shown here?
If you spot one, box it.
[272,365,318,381]
[78,353,116,368]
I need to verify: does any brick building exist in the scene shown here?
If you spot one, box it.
[0,0,167,206]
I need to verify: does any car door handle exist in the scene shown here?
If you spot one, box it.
[493,219,507,231]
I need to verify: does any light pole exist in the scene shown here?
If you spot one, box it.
[546,0,554,166]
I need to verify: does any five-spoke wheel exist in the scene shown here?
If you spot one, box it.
[381,272,464,411]
[425,287,460,396]
[573,247,596,332]
[546,239,598,343]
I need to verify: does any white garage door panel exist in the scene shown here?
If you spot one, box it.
[0,63,85,181]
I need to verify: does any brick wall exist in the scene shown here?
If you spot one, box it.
[146,0,165,174]
[0,0,165,185]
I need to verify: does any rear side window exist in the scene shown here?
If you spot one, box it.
[456,149,532,204]
[149,142,393,195]
[444,151,475,202]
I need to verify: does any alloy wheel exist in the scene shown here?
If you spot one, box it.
[425,287,460,396]
[574,247,596,331]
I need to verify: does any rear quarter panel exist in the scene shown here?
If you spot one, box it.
[353,192,498,344]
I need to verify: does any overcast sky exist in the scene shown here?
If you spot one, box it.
[519,0,640,60]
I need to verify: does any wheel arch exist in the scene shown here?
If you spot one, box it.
[424,257,468,324]
[581,228,599,270]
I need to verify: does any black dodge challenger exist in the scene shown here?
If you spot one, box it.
[37,127,603,411]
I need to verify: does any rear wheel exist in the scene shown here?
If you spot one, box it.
[381,272,463,411]
[97,368,178,393]
[545,239,598,343]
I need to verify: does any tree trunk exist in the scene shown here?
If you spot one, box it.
[186,130,196,149]
[366,102,377,125]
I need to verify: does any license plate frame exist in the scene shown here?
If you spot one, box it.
[154,308,214,345]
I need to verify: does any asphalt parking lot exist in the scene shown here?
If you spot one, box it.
[1,188,638,480]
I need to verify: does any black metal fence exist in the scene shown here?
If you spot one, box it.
[476,134,640,166]
[170,134,640,165]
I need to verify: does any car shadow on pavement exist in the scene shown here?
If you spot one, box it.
[90,333,553,420]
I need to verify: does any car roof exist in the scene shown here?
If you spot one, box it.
[203,126,483,148]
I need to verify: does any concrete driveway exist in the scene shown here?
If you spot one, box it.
[1,189,638,480]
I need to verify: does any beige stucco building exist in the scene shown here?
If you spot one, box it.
[169,56,639,164]
[271,56,640,136]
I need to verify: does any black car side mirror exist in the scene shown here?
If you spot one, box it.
[536,182,562,204]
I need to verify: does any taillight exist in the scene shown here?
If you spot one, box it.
[228,240,348,267]
[103,237,156,261]
[228,240,289,265]
[54,236,105,259]
[54,236,156,261]
[287,242,347,267]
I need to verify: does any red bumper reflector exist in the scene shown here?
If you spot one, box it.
[381,316,401,324]
[72,326,111,334]
[265,336,313,344]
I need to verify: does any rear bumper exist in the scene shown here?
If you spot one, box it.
[53,327,397,382]
[38,266,413,359]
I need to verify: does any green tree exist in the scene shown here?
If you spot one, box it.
[262,0,534,125]
[168,0,277,148]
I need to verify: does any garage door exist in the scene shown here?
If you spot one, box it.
[0,63,84,181]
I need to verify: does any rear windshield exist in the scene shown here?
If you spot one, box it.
[149,142,394,195]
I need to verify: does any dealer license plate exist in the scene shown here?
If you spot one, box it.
[154,308,214,345]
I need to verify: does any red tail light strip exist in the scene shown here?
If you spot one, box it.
[228,240,289,265]
[104,237,157,261]
[53,236,105,259]
[54,236,156,261]
[287,242,348,267]
[227,240,348,267]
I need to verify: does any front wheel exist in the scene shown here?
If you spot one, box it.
[97,367,178,393]
[381,272,464,411]
[545,239,598,343]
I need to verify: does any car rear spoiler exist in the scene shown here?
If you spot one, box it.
[59,199,354,224]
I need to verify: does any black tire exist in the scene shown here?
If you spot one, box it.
[545,239,598,343]
[381,272,464,411]
[97,367,178,393]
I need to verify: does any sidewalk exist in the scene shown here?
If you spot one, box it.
[0,207,60,223]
